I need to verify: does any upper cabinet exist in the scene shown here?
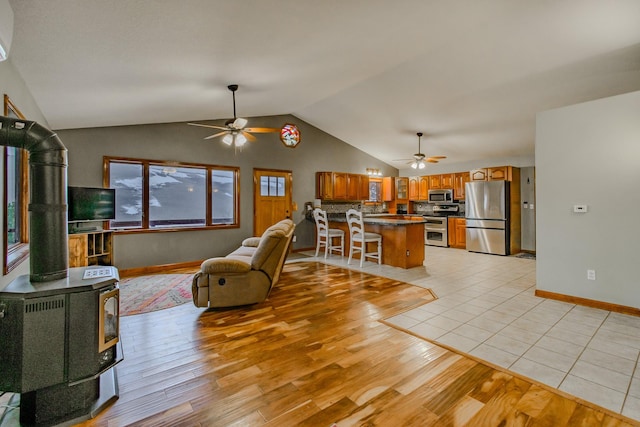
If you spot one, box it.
[382,177,394,202]
[453,172,470,200]
[316,172,369,201]
[409,176,429,201]
[395,177,409,201]
[428,173,453,190]
[470,166,516,182]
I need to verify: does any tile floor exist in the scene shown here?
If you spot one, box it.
[299,246,640,421]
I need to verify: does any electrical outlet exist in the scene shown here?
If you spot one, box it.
[587,269,596,280]
[292,235,297,243]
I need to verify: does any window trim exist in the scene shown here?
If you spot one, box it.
[103,156,240,234]
[3,94,30,275]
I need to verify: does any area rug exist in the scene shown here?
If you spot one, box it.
[119,273,193,316]
[514,252,536,259]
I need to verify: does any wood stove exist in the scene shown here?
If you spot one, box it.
[0,266,122,426]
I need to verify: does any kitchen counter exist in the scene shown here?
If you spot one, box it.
[329,214,427,225]
[328,215,425,269]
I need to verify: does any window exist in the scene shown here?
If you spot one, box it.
[105,157,239,231]
[3,95,29,275]
[260,175,285,197]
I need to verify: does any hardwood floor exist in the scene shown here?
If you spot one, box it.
[77,261,638,426]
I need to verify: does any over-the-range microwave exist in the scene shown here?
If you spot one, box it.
[428,189,453,204]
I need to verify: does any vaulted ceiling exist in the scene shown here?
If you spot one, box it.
[7,0,640,169]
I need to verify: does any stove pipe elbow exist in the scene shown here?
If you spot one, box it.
[0,116,68,282]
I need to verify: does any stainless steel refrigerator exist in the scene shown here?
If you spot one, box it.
[465,181,510,255]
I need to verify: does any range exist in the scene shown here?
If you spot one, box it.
[423,204,459,247]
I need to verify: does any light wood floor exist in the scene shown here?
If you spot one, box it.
[77,261,638,426]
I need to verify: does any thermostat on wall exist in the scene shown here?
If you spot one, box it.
[573,204,588,213]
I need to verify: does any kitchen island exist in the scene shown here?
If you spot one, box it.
[328,215,426,269]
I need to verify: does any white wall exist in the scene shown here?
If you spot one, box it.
[0,59,49,289]
[536,90,640,308]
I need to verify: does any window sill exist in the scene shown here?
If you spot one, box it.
[110,224,239,235]
[5,243,29,275]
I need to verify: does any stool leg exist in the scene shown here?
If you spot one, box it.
[378,239,382,264]
[360,240,365,268]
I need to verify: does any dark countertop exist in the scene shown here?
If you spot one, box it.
[329,214,427,226]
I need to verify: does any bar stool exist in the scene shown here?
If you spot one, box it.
[346,209,382,267]
[313,208,344,258]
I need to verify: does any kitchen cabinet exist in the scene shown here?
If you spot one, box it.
[408,176,419,200]
[382,177,394,202]
[428,174,441,189]
[453,172,470,200]
[470,166,516,182]
[440,173,454,189]
[316,172,369,201]
[428,173,453,190]
[447,217,466,249]
[419,176,429,200]
[395,177,408,201]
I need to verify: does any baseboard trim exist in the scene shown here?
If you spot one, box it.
[119,260,203,278]
[535,289,640,317]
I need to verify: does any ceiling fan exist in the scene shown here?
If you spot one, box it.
[393,132,446,169]
[188,84,279,147]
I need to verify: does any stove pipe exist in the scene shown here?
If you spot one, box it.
[0,115,68,281]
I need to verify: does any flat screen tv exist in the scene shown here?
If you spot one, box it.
[68,186,116,222]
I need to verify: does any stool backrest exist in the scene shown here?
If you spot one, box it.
[346,209,364,236]
[313,208,329,236]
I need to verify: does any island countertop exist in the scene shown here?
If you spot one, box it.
[327,215,425,269]
[328,214,427,226]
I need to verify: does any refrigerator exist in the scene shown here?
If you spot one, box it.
[465,181,510,255]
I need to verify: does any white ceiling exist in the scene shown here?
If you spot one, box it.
[7,0,640,169]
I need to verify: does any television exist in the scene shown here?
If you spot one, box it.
[68,186,116,222]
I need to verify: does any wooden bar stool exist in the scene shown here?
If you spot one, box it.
[313,208,345,258]
[346,209,382,267]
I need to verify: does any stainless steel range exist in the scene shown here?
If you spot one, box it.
[424,216,448,247]
[423,204,459,247]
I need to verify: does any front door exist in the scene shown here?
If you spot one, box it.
[253,169,293,236]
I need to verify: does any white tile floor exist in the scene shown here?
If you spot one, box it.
[298,246,640,421]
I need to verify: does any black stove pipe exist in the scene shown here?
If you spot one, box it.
[0,115,68,281]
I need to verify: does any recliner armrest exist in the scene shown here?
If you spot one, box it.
[242,237,261,247]
[200,257,252,275]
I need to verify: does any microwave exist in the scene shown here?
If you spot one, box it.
[428,189,453,204]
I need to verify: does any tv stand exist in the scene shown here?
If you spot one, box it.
[68,230,113,267]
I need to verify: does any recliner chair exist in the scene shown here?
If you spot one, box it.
[192,219,295,308]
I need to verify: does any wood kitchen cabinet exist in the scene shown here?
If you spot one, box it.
[470,166,515,182]
[418,176,429,200]
[447,217,466,249]
[395,177,409,202]
[382,177,394,202]
[428,174,441,189]
[408,176,419,200]
[316,172,368,201]
[453,172,470,200]
[440,173,454,189]
[428,173,453,190]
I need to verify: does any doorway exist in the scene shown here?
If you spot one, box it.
[253,169,293,236]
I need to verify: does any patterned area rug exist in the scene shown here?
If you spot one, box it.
[119,273,193,316]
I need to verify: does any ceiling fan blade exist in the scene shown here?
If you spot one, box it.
[428,155,447,160]
[204,131,229,140]
[427,159,439,163]
[241,131,257,142]
[244,127,280,133]
[188,123,228,131]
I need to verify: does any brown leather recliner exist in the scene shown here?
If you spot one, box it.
[191,219,295,308]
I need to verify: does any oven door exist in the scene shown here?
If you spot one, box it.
[424,217,448,247]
